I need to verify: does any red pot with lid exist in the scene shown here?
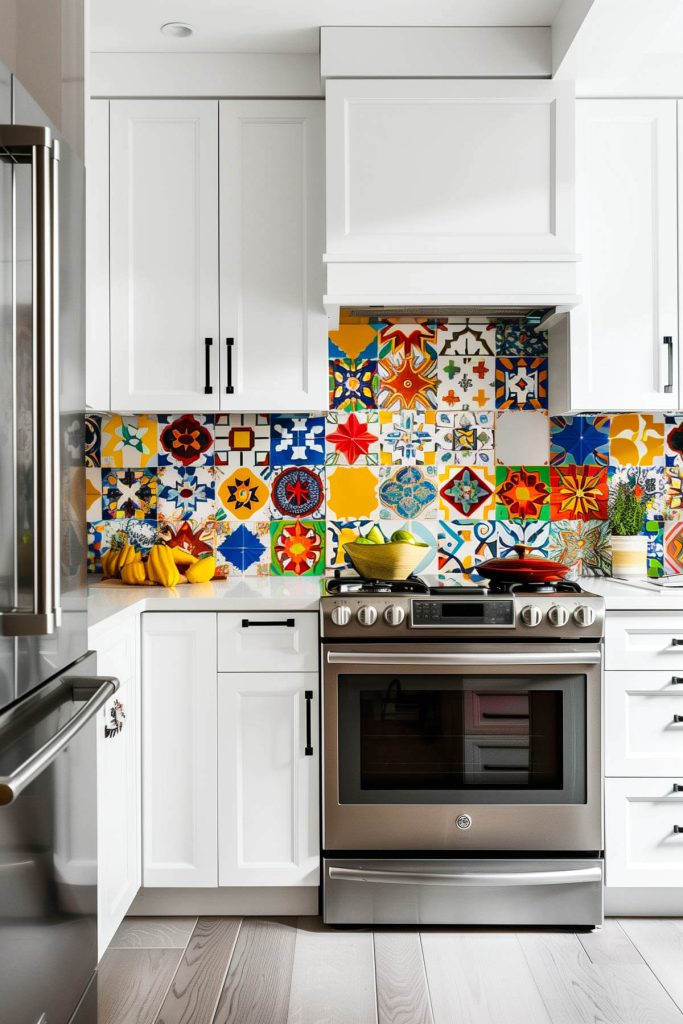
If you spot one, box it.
[477,544,570,585]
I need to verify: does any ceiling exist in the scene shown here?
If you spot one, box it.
[90,0,565,54]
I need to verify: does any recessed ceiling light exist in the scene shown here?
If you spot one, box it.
[160,22,193,38]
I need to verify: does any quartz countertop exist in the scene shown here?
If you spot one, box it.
[87,576,321,640]
[580,576,683,610]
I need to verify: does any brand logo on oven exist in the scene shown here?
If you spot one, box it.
[456,813,473,830]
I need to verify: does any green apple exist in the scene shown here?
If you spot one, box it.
[390,529,417,544]
[354,537,374,545]
[366,525,386,545]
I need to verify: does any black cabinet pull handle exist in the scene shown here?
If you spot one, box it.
[672,639,683,647]
[664,336,674,394]
[304,690,313,756]
[225,337,235,395]
[241,618,295,628]
[673,784,683,792]
[674,826,683,834]
[672,677,683,685]
[204,337,213,395]
[674,715,683,724]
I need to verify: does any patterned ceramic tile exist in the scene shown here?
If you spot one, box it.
[549,466,609,522]
[84,415,101,468]
[496,466,551,521]
[439,466,496,521]
[271,415,326,466]
[215,521,270,577]
[329,323,379,362]
[271,519,325,576]
[326,466,380,520]
[270,466,325,520]
[214,414,270,468]
[550,416,610,468]
[437,356,495,412]
[102,469,158,520]
[381,519,439,575]
[609,414,665,467]
[158,467,216,522]
[157,518,216,559]
[215,465,269,522]
[325,411,379,466]
[438,320,495,357]
[378,348,437,412]
[438,520,497,582]
[379,410,436,465]
[548,520,611,578]
[665,415,683,467]
[158,414,214,467]
[665,465,683,521]
[379,321,440,358]
[664,521,683,575]
[495,321,548,356]
[645,520,664,578]
[495,411,549,466]
[435,411,494,466]
[329,359,378,411]
[496,519,550,559]
[609,466,665,521]
[85,468,102,522]
[495,357,548,411]
[325,519,378,569]
[101,414,158,468]
[379,466,438,520]
[87,519,159,573]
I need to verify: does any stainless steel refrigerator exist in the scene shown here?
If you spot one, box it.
[0,63,117,1024]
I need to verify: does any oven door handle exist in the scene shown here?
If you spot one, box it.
[327,865,602,887]
[325,651,602,667]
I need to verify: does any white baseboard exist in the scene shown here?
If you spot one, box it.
[130,886,320,916]
[605,887,683,916]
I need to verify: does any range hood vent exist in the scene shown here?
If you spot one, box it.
[346,305,550,322]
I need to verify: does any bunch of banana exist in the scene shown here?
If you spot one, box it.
[101,541,141,579]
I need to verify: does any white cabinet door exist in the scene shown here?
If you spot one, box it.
[109,100,219,411]
[219,100,327,411]
[564,100,678,411]
[94,618,140,958]
[605,778,683,888]
[142,613,218,887]
[605,612,683,671]
[85,100,110,410]
[326,79,575,259]
[218,672,319,886]
[605,671,683,777]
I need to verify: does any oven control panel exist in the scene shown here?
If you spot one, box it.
[412,599,514,628]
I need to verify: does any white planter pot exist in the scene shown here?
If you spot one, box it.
[611,535,648,577]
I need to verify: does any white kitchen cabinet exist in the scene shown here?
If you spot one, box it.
[551,100,679,413]
[93,617,140,958]
[218,671,319,887]
[217,611,319,674]
[605,611,683,671]
[219,101,327,411]
[141,613,218,887]
[325,79,576,260]
[109,100,220,411]
[85,100,110,410]
[605,779,683,889]
[605,671,683,777]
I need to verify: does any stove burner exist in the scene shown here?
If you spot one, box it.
[487,579,583,595]
[325,573,430,596]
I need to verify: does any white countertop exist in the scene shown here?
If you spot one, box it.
[87,576,321,640]
[580,576,683,610]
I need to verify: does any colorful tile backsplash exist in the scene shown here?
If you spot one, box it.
[85,317,678,581]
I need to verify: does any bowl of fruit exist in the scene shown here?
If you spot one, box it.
[344,525,429,581]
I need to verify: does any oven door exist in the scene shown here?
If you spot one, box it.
[323,642,602,852]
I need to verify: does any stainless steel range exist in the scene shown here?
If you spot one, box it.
[320,574,605,927]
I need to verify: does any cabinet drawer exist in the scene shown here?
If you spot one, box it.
[605,671,683,776]
[217,612,318,673]
[605,612,683,670]
[91,617,137,686]
[605,778,683,888]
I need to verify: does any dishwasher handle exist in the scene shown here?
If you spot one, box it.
[328,865,603,887]
[0,676,118,806]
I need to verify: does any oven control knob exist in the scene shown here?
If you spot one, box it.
[573,604,596,628]
[547,605,569,628]
[521,604,542,628]
[331,605,352,627]
[357,605,378,627]
[384,604,405,627]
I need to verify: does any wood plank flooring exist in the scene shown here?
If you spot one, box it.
[99,917,683,1024]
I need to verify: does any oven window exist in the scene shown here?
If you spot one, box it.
[337,674,586,805]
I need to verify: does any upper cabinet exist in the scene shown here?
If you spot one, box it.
[94,99,326,412]
[325,79,576,260]
[550,99,679,413]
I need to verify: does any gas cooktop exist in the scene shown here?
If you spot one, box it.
[322,572,585,597]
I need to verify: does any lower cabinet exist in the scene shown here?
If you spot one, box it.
[218,672,319,886]
[606,778,683,888]
[92,617,141,958]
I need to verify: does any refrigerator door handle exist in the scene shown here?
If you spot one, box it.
[0,676,118,805]
[0,125,59,636]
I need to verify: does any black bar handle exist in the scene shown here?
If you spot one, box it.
[674,826,683,834]
[672,677,683,685]
[241,618,295,628]
[674,715,683,724]
[204,337,213,395]
[672,639,683,647]
[664,336,674,394]
[225,337,234,395]
[304,690,313,756]
[673,784,683,793]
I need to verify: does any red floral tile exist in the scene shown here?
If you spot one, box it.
[549,466,608,522]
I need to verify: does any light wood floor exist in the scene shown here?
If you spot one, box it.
[99,916,683,1024]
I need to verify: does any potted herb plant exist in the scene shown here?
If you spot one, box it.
[610,481,648,577]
